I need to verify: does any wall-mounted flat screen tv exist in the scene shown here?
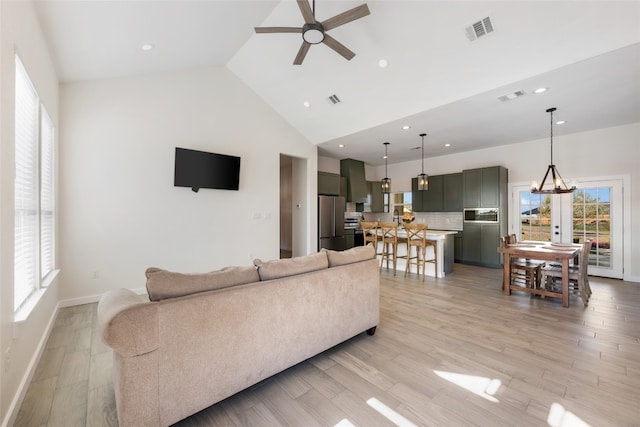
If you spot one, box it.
[174,147,241,192]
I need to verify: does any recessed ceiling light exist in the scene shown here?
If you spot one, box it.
[533,87,548,94]
[402,125,411,130]
[378,59,388,68]
[141,43,154,51]
[338,144,345,148]
[556,120,566,125]
[303,101,311,108]
[445,143,451,147]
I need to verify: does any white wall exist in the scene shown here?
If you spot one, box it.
[0,1,60,424]
[59,67,318,301]
[371,123,640,280]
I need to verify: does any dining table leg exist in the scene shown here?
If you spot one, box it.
[503,254,511,295]
[562,259,570,308]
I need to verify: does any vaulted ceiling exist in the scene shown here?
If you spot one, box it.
[34,0,640,165]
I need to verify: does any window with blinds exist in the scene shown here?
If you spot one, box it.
[14,55,56,312]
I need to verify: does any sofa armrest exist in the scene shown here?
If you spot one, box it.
[97,288,158,357]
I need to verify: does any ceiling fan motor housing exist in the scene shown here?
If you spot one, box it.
[302,22,325,44]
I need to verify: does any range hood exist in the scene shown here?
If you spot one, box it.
[340,159,367,203]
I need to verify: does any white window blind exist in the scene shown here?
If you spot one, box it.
[14,56,39,310]
[41,108,55,279]
[14,55,56,312]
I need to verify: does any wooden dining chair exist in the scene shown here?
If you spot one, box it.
[502,235,545,290]
[378,222,407,276]
[540,240,592,306]
[403,223,436,281]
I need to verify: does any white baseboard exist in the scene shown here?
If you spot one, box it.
[2,286,148,427]
[58,287,147,308]
[2,302,60,427]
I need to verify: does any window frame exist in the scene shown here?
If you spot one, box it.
[14,54,57,314]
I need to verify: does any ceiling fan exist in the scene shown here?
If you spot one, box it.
[255,0,370,65]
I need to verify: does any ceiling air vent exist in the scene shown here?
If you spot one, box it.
[466,16,494,42]
[327,94,341,105]
[498,90,526,102]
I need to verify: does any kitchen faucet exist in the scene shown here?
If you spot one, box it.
[393,208,400,224]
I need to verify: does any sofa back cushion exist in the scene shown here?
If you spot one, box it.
[253,251,328,281]
[146,266,259,301]
[323,244,376,267]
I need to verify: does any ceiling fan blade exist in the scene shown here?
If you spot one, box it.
[294,41,311,65]
[296,0,315,24]
[322,4,370,31]
[255,26,302,34]
[322,34,355,61]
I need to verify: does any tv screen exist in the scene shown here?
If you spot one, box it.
[174,147,240,192]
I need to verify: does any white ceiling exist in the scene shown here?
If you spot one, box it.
[34,0,640,166]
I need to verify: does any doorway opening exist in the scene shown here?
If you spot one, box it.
[280,154,308,259]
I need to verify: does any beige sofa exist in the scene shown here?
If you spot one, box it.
[97,245,379,427]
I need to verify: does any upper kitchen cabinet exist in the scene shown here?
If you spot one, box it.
[443,173,463,211]
[318,171,341,196]
[368,181,385,212]
[412,173,461,212]
[340,159,368,203]
[463,166,507,208]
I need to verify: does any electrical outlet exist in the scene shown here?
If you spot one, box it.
[92,271,100,279]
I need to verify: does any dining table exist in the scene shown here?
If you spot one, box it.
[497,240,581,307]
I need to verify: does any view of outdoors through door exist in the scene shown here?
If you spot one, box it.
[517,179,622,279]
[572,187,611,268]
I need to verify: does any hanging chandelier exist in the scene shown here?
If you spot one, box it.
[530,107,575,194]
[381,142,391,194]
[417,133,428,191]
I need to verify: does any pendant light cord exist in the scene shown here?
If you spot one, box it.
[420,133,425,173]
[548,107,555,165]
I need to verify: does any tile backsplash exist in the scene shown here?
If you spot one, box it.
[360,211,463,231]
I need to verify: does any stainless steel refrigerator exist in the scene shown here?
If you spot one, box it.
[318,195,346,251]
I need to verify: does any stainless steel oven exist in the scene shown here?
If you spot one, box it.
[464,208,499,223]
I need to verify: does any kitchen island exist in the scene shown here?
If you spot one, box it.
[375,228,457,278]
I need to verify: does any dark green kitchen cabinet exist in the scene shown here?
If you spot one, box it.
[413,173,461,212]
[412,176,443,211]
[318,172,340,196]
[368,181,385,212]
[463,166,507,208]
[443,173,463,211]
[462,223,501,268]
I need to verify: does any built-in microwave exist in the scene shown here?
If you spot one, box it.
[464,208,499,223]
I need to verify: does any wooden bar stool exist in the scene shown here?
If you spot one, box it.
[378,222,407,276]
[361,221,382,260]
[404,223,430,280]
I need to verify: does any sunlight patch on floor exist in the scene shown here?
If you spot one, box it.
[366,397,418,427]
[334,419,356,427]
[547,403,591,427]
[434,370,501,402]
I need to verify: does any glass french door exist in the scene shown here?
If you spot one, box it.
[513,178,623,279]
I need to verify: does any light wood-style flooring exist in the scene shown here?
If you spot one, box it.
[15,264,640,426]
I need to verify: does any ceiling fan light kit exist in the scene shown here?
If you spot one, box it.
[254,0,370,65]
[530,107,576,194]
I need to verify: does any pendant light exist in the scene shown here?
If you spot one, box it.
[417,133,428,191]
[381,142,391,194]
[530,107,576,194]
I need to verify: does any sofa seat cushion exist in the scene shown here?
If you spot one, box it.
[146,266,259,301]
[253,252,328,281]
[323,244,376,267]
